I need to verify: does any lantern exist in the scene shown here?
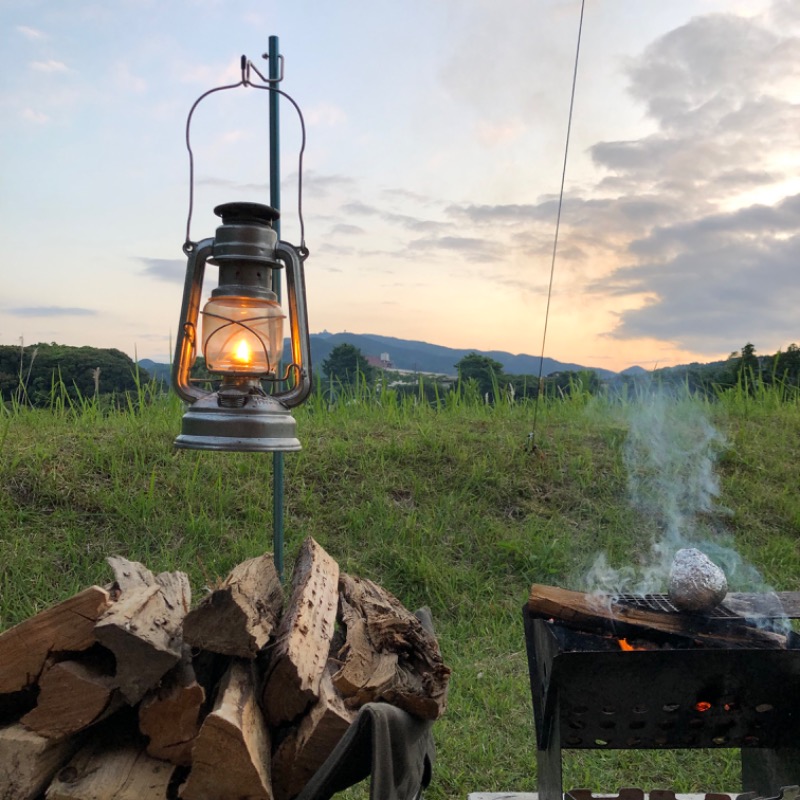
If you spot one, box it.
[171,201,311,452]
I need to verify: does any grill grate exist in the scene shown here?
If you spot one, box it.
[615,593,741,619]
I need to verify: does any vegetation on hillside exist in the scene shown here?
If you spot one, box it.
[6,339,800,411]
[2,371,799,794]
[0,342,148,408]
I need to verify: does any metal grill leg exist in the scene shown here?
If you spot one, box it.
[537,703,564,800]
[742,748,800,794]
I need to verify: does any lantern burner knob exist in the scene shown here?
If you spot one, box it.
[214,202,280,227]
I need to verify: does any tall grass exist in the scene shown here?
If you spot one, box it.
[2,378,800,795]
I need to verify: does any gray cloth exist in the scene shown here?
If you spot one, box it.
[294,608,438,800]
[294,701,435,800]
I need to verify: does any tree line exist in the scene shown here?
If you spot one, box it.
[4,340,799,409]
[320,342,800,402]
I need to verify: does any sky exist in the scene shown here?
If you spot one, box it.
[2,0,800,373]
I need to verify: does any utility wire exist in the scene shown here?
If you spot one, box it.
[528,0,586,451]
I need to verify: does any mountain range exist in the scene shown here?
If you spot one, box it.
[140,331,630,381]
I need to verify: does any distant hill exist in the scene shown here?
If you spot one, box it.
[305,332,618,379]
[141,333,618,381]
[139,359,171,383]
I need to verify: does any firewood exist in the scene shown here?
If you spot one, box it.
[261,538,339,727]
[45,722,174,800]
[271,669,356,800]
[527,583,788,648]
[94,556,191,704]
[332,574,450,720]
[180,660,272,800]
[21,655,121,740]
[138,648,205,766]
[0,723,79,800]
[0,586,111,694]
[183,553,283,658]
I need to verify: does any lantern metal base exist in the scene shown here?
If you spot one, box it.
[175,391,301,452]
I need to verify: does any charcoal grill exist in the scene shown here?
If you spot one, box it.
[523,593,800,799]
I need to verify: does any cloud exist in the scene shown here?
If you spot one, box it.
[20,108,50,124]
[139,258,186,284]
[475,119,527,146]
[16,25,45,40]
[591,194,800,351]
[542,5,800,355]
[329,224,365,236]
[112,61,147,94]
[31,60,68,73]
[341,201,379,217]
[7,306,97,317]
[381,212,451,233]
[197,177,268,192]
[301,172,356,197]
[410,234,498,263]
[305,103,347,127]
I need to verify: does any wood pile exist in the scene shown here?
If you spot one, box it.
[0,538,451,800]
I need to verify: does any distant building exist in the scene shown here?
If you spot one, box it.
[366,353,394,369]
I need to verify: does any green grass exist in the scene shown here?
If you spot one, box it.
[2,380,800,796]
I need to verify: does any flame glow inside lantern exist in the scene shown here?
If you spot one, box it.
[201,295,286,374]
[171,201,312,452]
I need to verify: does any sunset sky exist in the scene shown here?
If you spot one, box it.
[3,0,799,372]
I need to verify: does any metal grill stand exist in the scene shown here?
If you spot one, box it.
[523,607,800,799]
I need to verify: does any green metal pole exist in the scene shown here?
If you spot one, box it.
[269,35,285,582]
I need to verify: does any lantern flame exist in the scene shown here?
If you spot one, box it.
[233,339,252,365]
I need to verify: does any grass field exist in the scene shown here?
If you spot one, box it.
[2,379,800,796]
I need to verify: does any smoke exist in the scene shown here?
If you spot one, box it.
[586,393,773,598]
[624,394,725,540]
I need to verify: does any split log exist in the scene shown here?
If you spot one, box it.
[138,649,205,766]
[261,538,339,727]
[45,724,174,800]
[21,655,121,740]
[527,583,788,648]
[332,574,450,720]
[0,723,80,800]
[181,660,272,800]
[0,586,112,694]
[271,669,356,800]
[183,553,283,658]
[94,556,190,704]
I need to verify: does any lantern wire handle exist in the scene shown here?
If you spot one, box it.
[184,53,308,256]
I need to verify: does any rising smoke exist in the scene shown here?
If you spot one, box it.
[586,393,772,598]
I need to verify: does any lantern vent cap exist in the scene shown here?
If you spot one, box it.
[214,202,280,227]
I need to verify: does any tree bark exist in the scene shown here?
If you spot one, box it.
[44,722,173,800]
[0,723,79,800]
[20,657,121,740]
[181,660,273,800]
[183,554,283,658]
[261,538,339,727]
[271,670,355,800]
[138,649,205,766]
[0,586,111,694]
[94,557,191,704]
[332,574,450,719]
